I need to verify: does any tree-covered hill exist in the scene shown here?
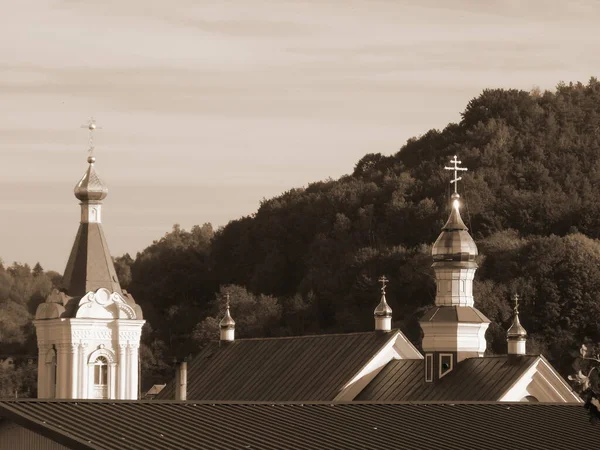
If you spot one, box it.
[125,78,600,386]
[5,79,600,393]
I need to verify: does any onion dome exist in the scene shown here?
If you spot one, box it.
[220,304,235,330]
[374,294,392,318]
[74,156,108,202]
[431,193,477,263]
[507,294,527,339]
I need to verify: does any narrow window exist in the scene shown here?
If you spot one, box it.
[439,353,453,379]
[425,354,433,382]
[94,356,108,385]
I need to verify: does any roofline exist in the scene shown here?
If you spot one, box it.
[201,330,398,342]
[0,402,96,450]
[495,354,541,400]
[0,399,585,407]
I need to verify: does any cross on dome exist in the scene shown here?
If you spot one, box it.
[444,155,468,194]
[378,275,388,295]
[513,293,520,314]
[81,117,102,161]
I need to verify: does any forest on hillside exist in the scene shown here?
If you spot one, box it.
[4,78,600,394]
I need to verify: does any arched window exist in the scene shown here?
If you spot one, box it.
[93,356,109,399]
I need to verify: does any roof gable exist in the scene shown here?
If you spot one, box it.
[356,355,573,402]
[157,331,399,401]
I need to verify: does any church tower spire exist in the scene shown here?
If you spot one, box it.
[420,156,490,382]
[34,120,144,401]
[220,294,236,342]
[507,294,527,355]
[374,275,392,332]
[62,119,121,296]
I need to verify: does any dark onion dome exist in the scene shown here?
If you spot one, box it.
[374,294,392,317]
[220,305,235,329]
[74,156,108,202]
[431,193,477,263]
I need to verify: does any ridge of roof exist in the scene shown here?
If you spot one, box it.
[206,330,400,342]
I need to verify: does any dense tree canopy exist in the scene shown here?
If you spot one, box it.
[121,78,600,389]
[5,78,600,394]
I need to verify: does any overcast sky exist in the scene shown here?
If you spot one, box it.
[1,0,599,271]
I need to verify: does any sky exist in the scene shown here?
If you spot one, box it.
[1,0,599,271]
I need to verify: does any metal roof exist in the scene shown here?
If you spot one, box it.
[157,331,398,401]
[62,223,122,298]
[357,355,542,401]
[420,305,491,323]
[0,400,596,450]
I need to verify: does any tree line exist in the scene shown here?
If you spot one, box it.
[4,78,600,393]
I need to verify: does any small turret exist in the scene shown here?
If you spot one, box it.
[220,294,235,342]
[374,275,392,332]
[507,294,527,355]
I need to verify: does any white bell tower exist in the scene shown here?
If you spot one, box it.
[34,120,144,400]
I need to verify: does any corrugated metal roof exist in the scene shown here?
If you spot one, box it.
[357,355,540,401]
[0,400,596,450]
[157,331,398,401]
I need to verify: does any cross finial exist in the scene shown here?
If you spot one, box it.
[444,155,468,194]
[513,293,520,314]
[81,117,102,159]
[225,293,230,309]
[378,275,389,295]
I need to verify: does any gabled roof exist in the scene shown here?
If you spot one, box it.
[357,355,550,401]
[0,400,596,450]
[157,331,399,401]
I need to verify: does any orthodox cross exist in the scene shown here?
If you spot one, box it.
[81,117,102,157]
[513,293,520,314]
[378,275,388,295]
[225,293,231,309]
[444,155,468,194]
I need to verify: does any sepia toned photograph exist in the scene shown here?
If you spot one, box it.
[0,1,599,448]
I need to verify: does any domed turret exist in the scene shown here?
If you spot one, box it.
[74,156,108,202]
[431,193,477,263]
[507,294,527,355]
[420,156,490,380]
[374,275,392,332]
[220,295,235,342]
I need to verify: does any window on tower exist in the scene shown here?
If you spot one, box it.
[94,356,108,386]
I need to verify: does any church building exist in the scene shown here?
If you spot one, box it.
[157,156,581,404]
[33,122,144,400]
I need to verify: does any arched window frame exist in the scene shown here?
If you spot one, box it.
[87,347,116,399]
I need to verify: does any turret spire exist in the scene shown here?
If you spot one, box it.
[374,275,392,332]
[62,119,121,296]
[507,294,527,355]
[220,294,236,342]
[420,156,490,381]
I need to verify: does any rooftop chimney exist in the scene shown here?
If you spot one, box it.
[175,361,187,401]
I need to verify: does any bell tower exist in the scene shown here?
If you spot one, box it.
[34,119,145,400]
[420,156,490,382]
